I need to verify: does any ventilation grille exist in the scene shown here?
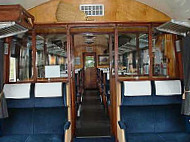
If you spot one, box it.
[0,22,28,39]
[156,19,190,36]
[80,4,104,16]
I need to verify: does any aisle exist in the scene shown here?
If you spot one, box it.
[75,90,111,137]
[73,137,115,142]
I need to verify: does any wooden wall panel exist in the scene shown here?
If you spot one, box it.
[29,0,59,23]
[28,0,170,23]
[65,83,72,142]
[155,34,178,78]
[164,34,177,78]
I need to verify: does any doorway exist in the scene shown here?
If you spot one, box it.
[83,52,97,89]
[74,33,111,137]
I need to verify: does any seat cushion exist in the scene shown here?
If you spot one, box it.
[34,107,67,134]
[127,133,190,142]
[159,132,190,142]
[2,108,34,135]
[26,135,62,142]
[127,133,165,142]
[121,106,155,133]
[0,135,63,142]
[0,135,29,142]
[154,105,186,133]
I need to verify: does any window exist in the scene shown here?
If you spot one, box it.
[85,56,95,68]
[9,32,33,82]
[9,57,16,82]
[80,4,104,16]
[36,34,68,79]
[117,33,149,76]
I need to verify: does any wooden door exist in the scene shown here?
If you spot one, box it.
[83,53,97,89]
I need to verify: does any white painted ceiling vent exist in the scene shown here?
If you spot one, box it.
[80,4,104,16]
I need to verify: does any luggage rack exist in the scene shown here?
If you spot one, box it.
[156,19,190,36]
[0,22,28,39]
[0,5,34,39]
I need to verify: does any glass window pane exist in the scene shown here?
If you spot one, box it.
[9,57,16,82]
[9,32,33,82]
[36,34,68,78]
[118,31,149,76]
[85,56,95,68]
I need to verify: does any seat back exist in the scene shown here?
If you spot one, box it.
[33,82,67,135]
[2,83,34,135]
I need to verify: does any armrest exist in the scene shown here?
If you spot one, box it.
[64,121,71,130]
[118,121,127,129]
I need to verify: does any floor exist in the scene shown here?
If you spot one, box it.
[73,137,115,142]
[75,90,111,137]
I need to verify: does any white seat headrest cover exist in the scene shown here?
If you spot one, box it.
[35,82,62,97]
[124,81,151,96]
[155,80,181,96]
[3,83,31,99]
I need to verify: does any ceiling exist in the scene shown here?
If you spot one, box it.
[136,0,190,20]
[0,0,49,10]
[0,0,190,20]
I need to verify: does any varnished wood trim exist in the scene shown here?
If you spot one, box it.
[148,25,153,79]
[118,77,181,82]
[71,34,76,137]
[114,27,119,80]
[32,30,37,82]
[7,78,69,84]
[114,26,119,141]
[34,22,164,28]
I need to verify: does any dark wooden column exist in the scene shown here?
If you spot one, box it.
[32,30,37,82]
[67,26,76,138]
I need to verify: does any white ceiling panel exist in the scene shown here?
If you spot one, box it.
[0,0,50,10]
[136,0,190,20]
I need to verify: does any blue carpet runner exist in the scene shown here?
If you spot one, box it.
[74,137,115,142]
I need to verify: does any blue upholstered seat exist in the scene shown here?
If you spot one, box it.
[120,81,190,142]
[0,82,69,142]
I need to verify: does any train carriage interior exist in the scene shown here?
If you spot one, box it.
[0,0,190,142]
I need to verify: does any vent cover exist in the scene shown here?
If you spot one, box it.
[80,4,104,16]
[0,22,28,39]
[156,19,190,36]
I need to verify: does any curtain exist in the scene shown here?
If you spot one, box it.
[182,35,190,115]
[0,40,8,120]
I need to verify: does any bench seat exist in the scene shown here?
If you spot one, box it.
[0,82,69,142]
[120,80,190,142]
